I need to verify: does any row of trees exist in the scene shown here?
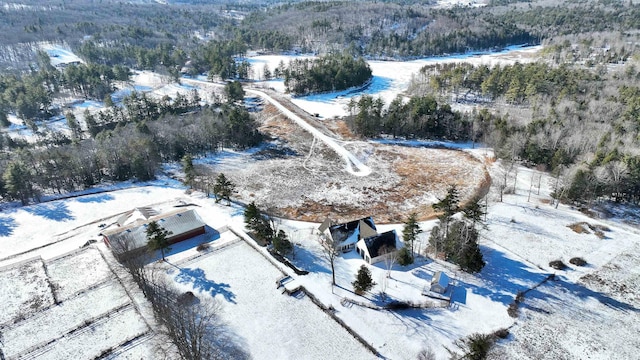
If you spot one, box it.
[244,202,293,256]
[0,101,262,205]
[345,94,470,140]
[110,221,248,360]
[429,185,486,273]
[283,53,372,96]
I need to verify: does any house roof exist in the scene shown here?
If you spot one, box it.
[431,271,450,288]
[361,230,398,258]
[328,217,377,245]
[318,217,332,233]
[104,208,205,252]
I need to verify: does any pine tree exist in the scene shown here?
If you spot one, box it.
[272,229,293,256]
[432,184,460,238]
[243,202,273,243]
[213,173,235,205]
[146,220,173,261]
[182,154,195,188]
[352,264,375,295]
[3,161,35,205]
[402,212,422,261]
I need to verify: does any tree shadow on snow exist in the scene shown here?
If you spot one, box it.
[23,202,74,222]
[175,267,236,304]
[75,193,115,203]
[454,245,549,306]
[0,216,17,237]
[290,246,330,275]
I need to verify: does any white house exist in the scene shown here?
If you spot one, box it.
[356,230,399,264]
[318,217,378,252]
[430,271,450,294]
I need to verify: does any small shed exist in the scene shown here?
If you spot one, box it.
[430,271,450,294]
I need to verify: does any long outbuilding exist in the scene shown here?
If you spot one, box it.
[102,208,206,257]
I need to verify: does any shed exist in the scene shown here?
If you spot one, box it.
[103,208,206,258]
[356,230,398,265]
[430,271,450,294]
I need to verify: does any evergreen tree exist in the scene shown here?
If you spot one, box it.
[272,229,293,256]
[243,202,273,243]
[224,81,244,103]
[182,154,195,188]
[3,161,35,205]
[104,94,114,108]
[84,110,99,138]
[65,111,82,140]
[146,220,173,261]
[397,246,413,266]
[213,173,235,205]
[432,184,460,239]
[352,264,375,295]
[402,212,422,261]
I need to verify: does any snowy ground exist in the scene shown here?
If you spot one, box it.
[1,44,637,360]
[0,162,636,359]
[249,44,542,119]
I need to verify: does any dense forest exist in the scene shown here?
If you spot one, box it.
[2,0,640,208]
[283,53,372,95]
[408,30,640,205]
[345,94,469,140]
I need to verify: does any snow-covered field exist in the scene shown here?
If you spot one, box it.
[249,44,542,119]
[0,44,637,360]
[0,160,636,359]
[0,247,153,359]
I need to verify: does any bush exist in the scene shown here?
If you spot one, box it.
[397,246,414,266]
[569,257,587,266]
[493,328,510,339]
[549,260,567,270]
[196,243,211,252]
[507,302,519,318]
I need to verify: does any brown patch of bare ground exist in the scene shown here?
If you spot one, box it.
[219,90,489,224]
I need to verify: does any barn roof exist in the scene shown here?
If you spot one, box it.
[104,208,205,252]
[361,230,398,258]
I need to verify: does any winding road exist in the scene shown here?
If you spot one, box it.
[182,78,371,177]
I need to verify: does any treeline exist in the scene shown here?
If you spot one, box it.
[0,95,262,205]
[283,53,372,96]
[0,59,131,130]
[345,94,469,140]
[409,36,640,205]
[420,62,599,105]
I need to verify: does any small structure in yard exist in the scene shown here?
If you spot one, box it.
[430,271,450,294]
[318,216,378,252]
[102,208,206,258]
[356,230,399,264]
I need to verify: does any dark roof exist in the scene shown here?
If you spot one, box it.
[362,230,398,258]
[328,217,377,244]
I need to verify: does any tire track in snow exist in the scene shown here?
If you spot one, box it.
[181,78,371,176]
[246,88,371,176]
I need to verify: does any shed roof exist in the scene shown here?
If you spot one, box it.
[431,271,450,288]
[104,208,205,252]
[362,230,398,258]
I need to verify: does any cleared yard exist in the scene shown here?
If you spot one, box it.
[46,247,113,301]
[0,258,55,324]
[2,281,131,358]
[169,241,375,360]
